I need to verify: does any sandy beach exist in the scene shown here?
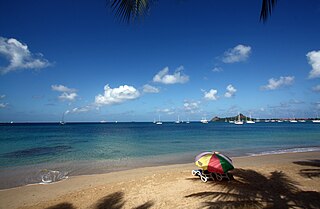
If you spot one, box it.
[1,151,319,209]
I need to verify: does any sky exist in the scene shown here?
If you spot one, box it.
[0,0,320,122]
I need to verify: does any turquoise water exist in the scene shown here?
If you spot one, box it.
[0,122,319,189]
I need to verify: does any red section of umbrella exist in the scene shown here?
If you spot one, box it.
[208,154,224,174]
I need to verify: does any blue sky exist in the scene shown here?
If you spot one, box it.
[0,0,320,122]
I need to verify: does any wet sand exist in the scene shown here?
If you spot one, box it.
[1,151,319,209]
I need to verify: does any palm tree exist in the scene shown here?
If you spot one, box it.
[109,0,277,24]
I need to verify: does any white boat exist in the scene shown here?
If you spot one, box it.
[298,120,306,122]
[290,119,298,123]
[175,116,181,124]
[200,117,208,124]
[60,112,66,125]
[246,114,255,124]
[156,115,162,125]
[312,120,320,123]
[235,113,243,125]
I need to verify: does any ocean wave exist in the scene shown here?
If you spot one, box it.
[248,147,320,156]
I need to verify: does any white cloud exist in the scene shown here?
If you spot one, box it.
[95,84,140,105]
[0,95,5,99]
[203,89,218,100]
[262,76,295,90]
[58,92,78,101]
[307,50,320,79]
[0,36,51,74]
[222,44,251,63]
[312,85,320,92]
[51,84,78,101]
[0,103,8,108]
[157,108,175,115]
[71,106,91,113]
[143,84,160,93]
[184,101,201,113]
[212,67,223,72]
[153,66,189,84]
[51,84,76,93]
[224,84,237,98]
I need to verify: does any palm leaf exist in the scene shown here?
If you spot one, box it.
[260,0,278,22]
[110,0,151,23]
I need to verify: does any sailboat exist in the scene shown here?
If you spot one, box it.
[200,117,208,124]
[246,114,255,124]
[60,112,66,125]
[156,115,162,125]
[234,113,243,125]
[312,113,320,123]
[175,115,181,124]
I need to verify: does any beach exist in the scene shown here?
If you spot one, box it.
[1,151,319,209]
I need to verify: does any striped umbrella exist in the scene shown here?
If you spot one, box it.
[195,152,234,174]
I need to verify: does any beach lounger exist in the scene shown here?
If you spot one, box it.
[192,169,231,182]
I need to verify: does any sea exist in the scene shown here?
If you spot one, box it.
[0,121,319,189]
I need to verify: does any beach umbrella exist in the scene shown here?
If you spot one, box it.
[195,152,234,174]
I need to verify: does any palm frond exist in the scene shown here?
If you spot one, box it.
[260,0,278,22]
[109,0,150,23]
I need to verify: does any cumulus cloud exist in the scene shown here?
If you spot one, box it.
[224,84,237,98]
[52,84,78,101]
[222,44,251,63]
[157,108,175,115]
[212,67,223,72]
[95,84,140,105]
[0,36,51,74]
[58,92,78,101]
[143,84,160,93]
[203,89,218,100]
[262,76,295,90]
[312,85,320,92]
[0,103,8,108]
[153,66,189,84]
[307,50,320,79]
[51,84,76,93]
[0,95,5,99]
[184,101,201,113]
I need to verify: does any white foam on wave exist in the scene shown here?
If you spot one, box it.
[248,147,320,157]
[39,170,69,185]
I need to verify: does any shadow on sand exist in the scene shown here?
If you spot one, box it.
[94,191,154,209]
[293,159,320,179]
[45,192,154,209]
[186,168,320,208]
[45,202,76,209]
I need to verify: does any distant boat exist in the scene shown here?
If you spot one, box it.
[100,120,107,123]
[290,119,298,123]
[175,115,181,124]
[186,118,190,124]
[312,114,320,123]
[200,117,208,124]
[60,112,66,125]
[156,115,162,125]
[234,113,243,125]
[298,120,306,123]
[246,114,255,124]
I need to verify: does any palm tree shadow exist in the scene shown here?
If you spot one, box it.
[186,168,320,208]
[293,159,320,178]
[45,202,76,209]
[94,191,154,209]
[95,191,125,209]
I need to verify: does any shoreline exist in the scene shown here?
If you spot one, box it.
[1,151,319,209]
[1,146,320,190]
